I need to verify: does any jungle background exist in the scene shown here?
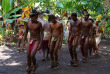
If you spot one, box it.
[0,0,110,45]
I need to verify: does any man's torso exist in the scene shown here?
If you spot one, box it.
[51,21,62,36]
[70,20,81,35]
[27,20,41,39]
[82,20,92,36]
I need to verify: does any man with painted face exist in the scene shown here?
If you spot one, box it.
[68,13,82,66]
[80,13,93,63]
[24,9,43,74]
[48,14,63,69]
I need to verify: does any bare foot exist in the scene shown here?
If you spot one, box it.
[73,60,79,67]
[82,58,86,63]
[42,58,45,61]
[48,65,54,69]
[54,63,59,70]
[22,48,26,52]
[17,48,20,53]
[54,66,59,70]
[31,70,36,74]
[17,50,20,53]
[69,60,74,66]
[26,67,32,74]
[49,62,55,68]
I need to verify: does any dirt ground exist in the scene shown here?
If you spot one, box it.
[0,39,110,74]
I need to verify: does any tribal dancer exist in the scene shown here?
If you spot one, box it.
[49,14,63,69]
[80,13,93,63]
[24,9,43,74]
[68,13,82,66]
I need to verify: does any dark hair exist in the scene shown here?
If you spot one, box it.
[71,12,77,17]
[46,9,50,14]
[68,16,71,20]
[48,14,55,21]
[29,9,39,17]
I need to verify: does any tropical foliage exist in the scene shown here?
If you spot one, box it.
[0,0,110,45]
[0,0,23,23]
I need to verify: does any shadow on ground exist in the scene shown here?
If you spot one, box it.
[0,39,110,74]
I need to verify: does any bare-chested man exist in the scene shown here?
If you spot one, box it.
[24,10,43,74]
[55,15,62,52]
[49,14,63,69]
[41,22,51,61]
[17,17,26,52]
[88,18,95,56]
[68,13,82,66]
[80,13,93,63]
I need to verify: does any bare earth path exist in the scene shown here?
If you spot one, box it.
[0,39,110,74]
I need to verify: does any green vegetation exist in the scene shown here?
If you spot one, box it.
[0,0,110,45]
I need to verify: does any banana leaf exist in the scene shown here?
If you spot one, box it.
[0,10,3,15]
[9,0,13,9]
[9,6,23,15]
[0,27,6,36]
[2,0,11,14]
[5,18,17,23]
[9,14,21,18]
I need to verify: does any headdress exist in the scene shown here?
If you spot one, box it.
[22,7,31,18]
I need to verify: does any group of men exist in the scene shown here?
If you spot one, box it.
[68,13,103,66]
[17,9,103,74]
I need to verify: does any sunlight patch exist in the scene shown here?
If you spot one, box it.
[0,54,11,60]
[6,61,21,66]
[103,46,107,49]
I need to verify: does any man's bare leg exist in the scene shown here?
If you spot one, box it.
[31,41,39,73]
[80,46,84,57]
[69,46,74,59]
[42,49,46,61]
[54,40,60,69]
[46,48,50,60]
[22,37,26,51]
[80,41,85,62]
[50,42,55,68]
[18,30,22,52]
[68,39,74,65]
[73,36,79,66]
[89,47,92,56]
[18,39,21,52]
[85,37,89,57]
[69,46,74,65]
[83,37,89,63]
[26,43,32,74]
